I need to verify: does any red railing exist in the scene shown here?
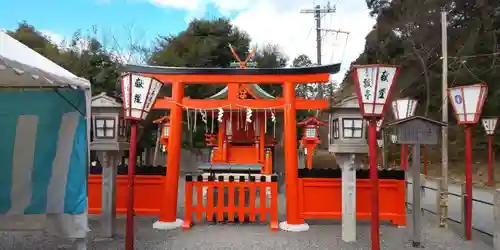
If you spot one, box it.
[183,174,279,231]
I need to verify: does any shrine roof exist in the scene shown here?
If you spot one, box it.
[386,116,448,127]
[208,84,275,100]
[326,95,360,111]
[123,63,341,76]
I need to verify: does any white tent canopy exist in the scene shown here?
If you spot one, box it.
[0,31,90,88]
[0,31,91,246]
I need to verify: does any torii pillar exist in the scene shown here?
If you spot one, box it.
[154,81,184,230]
[279,81,309,231]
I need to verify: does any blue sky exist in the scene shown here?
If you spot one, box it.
[0,0,375,83]
[0,0,235,46]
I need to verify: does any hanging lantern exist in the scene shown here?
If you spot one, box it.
[121,73,163,120]
[390,134,397,144]
[298,117,327,169]
[447,84,488,124]
[353,64,400,118]
[153,115,170,148]
[391,98,418,120]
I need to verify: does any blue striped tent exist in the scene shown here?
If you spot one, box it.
[0,31,90,236]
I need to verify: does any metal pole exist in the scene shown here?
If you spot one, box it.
[412,144,422,247]
[126,122,138,250]
[440,8,449,228]
[489,135,494,187]
[368,119,380,250]
[464,126,473,240]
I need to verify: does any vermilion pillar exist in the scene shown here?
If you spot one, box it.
[259,113,265,163]
[283,81,302,225]
[160,81,184,222]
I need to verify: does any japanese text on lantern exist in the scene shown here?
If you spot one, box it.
[130,75,149,110]
[375,67,396,103]
[144,80,162,111]
[358,67,375,102]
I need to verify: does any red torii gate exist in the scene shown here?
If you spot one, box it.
[123,63,340,230]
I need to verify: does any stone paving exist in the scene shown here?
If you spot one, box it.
[0,211,493,250]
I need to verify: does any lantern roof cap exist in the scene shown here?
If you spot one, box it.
[386,116,447,127]
[298,116,327,126]
[91,92,122,108]
[153,115,170,124]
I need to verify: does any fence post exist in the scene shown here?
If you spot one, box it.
[436,178,448,228]
[494,189,500,250]
[461,183,467,238]
[420,174,426,215]
[435,178,442,218]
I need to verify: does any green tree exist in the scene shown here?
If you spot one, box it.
[8,23,122,96]
[292,54,316,98]
[340,0,500,163]
[253,43,289,97]
[147,18,290,149]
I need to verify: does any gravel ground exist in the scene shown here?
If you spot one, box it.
[0,211,492,250]
[0,173,493,249]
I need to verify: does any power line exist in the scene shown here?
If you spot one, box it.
[448,51,500,59]
[300,2,336,98]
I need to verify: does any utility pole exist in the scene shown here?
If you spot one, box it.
[439,8,449,228]
[300,2,336,98]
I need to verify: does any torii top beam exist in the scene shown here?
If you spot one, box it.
[122,64,341,84]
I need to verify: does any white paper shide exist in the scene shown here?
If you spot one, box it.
[121,73,163,120]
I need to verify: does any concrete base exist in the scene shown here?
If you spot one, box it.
[152,219,183,230]
[279,221,310,232]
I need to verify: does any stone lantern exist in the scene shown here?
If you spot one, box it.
[90,92,130,238]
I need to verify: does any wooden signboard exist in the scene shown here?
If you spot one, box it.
[388,116,446,145]
[387,116,446,247]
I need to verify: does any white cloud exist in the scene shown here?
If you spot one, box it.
[149,0,375,83]
[40,30,65,46]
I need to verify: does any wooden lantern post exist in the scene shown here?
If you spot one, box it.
[448,84,488,240]
[298,117,327,169]
[391,98,418,170]
[481,117,498,187]
[352,64,400,250]
[121,73,163,250]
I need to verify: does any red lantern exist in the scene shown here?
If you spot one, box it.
[153,116,171,148]
[448,84,487,124]
[298,117,327,169]
[447,83,488,240]
[352,64,400,250]
[352,64,400,118]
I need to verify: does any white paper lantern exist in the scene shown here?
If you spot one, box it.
[447,84,488,124]
[391,98,418,120]
[390,134,397,144]
[353,64,400,117]
[121,73,163,120]
[481,118,498,135]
